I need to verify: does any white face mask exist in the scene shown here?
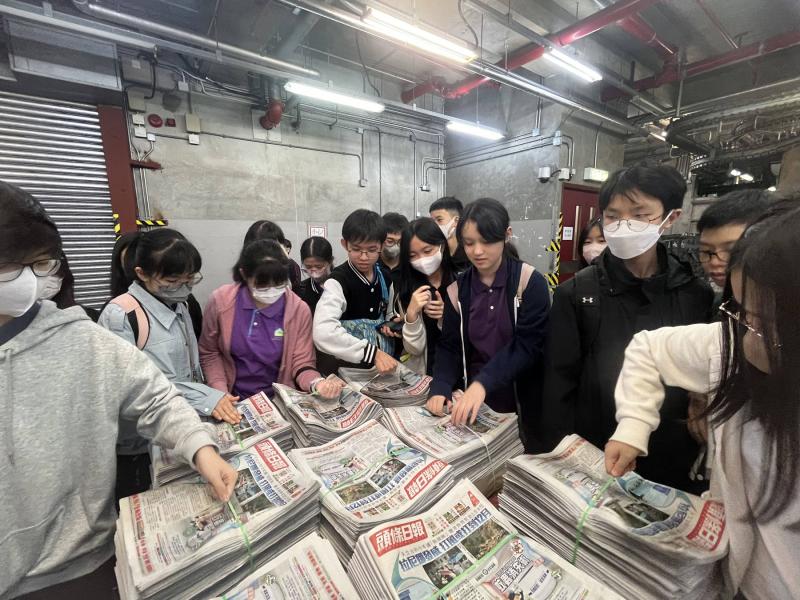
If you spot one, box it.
[438,217,457,240]
[0,267,39,318]
[411,249,443,276]
[582,242,606,264]
[306,266,330,282]
[38,275,63,300]
[604,212,673,260]
[251,284,288,305]
[383,244,400,259]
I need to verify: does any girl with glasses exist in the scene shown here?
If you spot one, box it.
[605,196,800,600]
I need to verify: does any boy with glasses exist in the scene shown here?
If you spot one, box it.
[313,209,399,374]
[538,165,713,492]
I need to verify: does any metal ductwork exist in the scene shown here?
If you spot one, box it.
[71,0,320,79]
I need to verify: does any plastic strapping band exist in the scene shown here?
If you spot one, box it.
[463,423,497,492]
[570,476,615,565]
[227,500,255,573]
[422,533,517,600]
[225,423,246,450]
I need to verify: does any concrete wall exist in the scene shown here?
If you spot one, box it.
[442,79,626,273]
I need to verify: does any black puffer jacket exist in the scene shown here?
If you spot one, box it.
[537,244,713,492]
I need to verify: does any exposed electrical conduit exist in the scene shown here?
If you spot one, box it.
[274,0,643,135]
[401,0,663,103]
[71,0,319,79]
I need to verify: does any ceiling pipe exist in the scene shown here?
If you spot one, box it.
[465,0,669,115]
[403,0,662,103]
[275,0,642,134]
[695,0,738,49]
[71,0,320,79]
[602,29,800,101]
[591,0,676,60]
[274,0,333,60]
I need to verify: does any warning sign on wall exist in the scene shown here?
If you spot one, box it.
[308,223,327,238]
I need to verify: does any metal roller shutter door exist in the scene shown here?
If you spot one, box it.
[0,90,115,308]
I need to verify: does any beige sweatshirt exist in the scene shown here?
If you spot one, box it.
[610,322,799,599]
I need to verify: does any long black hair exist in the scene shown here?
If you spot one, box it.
[708,195,800,521]
[456,198,519,261]
[0,180,61,262]
[577,217,604,268]
[233,239,290,287]
[397,218,455,310]
[111,232,139,297]
[51,252,77,309]
[128,228,202,280]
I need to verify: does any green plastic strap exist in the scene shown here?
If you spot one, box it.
[569,476,616,565]
[228,500,255,573]
[225,422,246,450]
[422,533,517,600]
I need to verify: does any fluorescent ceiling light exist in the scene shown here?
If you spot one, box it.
[446,121,505,140]
[284,81,385,113]
[542,48,603,83]
[729,168,742,177]
[739,173,754,182]
[767,185,777,192]
[363,8,477,64]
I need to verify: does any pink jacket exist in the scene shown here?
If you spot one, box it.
[199,283,321,394]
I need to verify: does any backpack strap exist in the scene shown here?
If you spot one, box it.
[446,280,460,316]
[110,293,150,350]
[572,266,602,353]
[515,263,535,305]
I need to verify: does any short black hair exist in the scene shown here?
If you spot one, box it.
[300,236,333,262]
[244,220,286,246]
[233,239,290,286]
[457,198,519,260]
[0,180,61,262]
[697,190,771,233]
[429,196,463,215]
[129,228,202,279]
[382,212,409,235]
[341,209,386,244]
[599,165,686,213]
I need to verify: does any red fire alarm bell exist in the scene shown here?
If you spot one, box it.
[147,114,163,128]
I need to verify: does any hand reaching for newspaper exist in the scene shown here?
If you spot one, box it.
[604,440,640,477]
[374,349,398,374]
[194,446,238,501]
[315,377,344,400]
[450,382,485,426]
[212,394,241,424]
[426,394,452,416]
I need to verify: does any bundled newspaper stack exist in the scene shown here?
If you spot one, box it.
[338,363,431,407]
[115,438,320,600]
[348,478,624,600]
[210,532,359,599]
[382,405,523,496]
[272,382,384,447]
[289,419,454,562]
[500,434,728,600]
[150,391,292,486]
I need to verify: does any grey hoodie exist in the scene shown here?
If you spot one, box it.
[0,302,216,598]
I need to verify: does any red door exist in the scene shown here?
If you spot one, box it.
[560,184,600,282]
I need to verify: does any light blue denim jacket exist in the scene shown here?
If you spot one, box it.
[98,282,225,429]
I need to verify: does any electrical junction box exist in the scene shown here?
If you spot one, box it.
[177,80,190,92]
[127,91,147,113]
[133,126,147,138]
[558,168,571,181]
[185,113,202,133]
[131,113,145,126]
[188,133,200,145]
[538,166,552,180]
[583,167,609,182]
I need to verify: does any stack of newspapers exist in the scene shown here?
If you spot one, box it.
[382,405,523,495]
[150,392,292,487]
[338,363,431,407]
[272,382,383,447]
[500,434,728,600]
[347,478,624,600]
[115,439,320,600]
[210,532,358,599]
[289,419,454,562]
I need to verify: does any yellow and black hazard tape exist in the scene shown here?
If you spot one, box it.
[113,213,122,238]
[544,212,564,290]
[136,218,169,227]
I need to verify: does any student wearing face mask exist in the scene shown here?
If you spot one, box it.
[427,199,550,450]
[199,239,343,402]
[0,183,235,599]
[295,236,334,314]
[577,218,606,268]
[243,220,302,289]
[538,165,713,492]
[379,212,409,276]
[387,218,456,375]
[37,253,100,321]
[98,229,234,498]
[429,196,470,272]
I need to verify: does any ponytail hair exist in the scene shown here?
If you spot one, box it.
[128,228,202,281]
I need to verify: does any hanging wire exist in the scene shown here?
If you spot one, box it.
[355,33,382,97]
[457,0,479,48]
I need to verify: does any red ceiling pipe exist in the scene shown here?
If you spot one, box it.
[401,0,662,103]
[617,14,677,60]
[601,29,800,101]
